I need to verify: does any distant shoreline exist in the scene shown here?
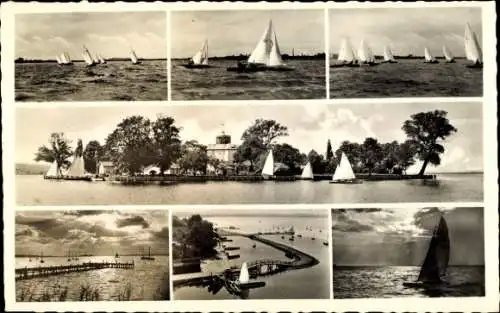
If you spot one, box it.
[15,58,167,63]
[15,254,169,257]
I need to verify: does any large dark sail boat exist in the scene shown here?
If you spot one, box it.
[403,213,450,288]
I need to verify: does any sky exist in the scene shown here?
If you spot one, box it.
[171,10,324,58]
[15,210,169,256]
[16,101,483,173]
[329,7,482,57]
[15,12,167,60]
[332,207,484,266]
[174,209,327,218]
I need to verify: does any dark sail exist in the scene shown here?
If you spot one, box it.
[417,215,450,283]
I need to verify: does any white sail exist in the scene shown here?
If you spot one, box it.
[67,156,86,177]
[442,45,454,62]
[464,23,482,63]
[82,46,95,66]
[130,49,139,64]
[261,150,274,176]
[338,39,356,62]
[56,55,62,64]
[424,47,436,62]
[239,262,250,283]
[97,54,106,64]
[268,31,284,66]
[332,152,356,181]
[301,162,314,179]
[248,20,273,65]
[46,161,59,177]
[384,45,395,61]
[64,52,72,64]
[358,40,375,63]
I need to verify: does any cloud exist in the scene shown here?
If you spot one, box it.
[63,210,106,217]
[151,227,169,243]
[116,216,150,229]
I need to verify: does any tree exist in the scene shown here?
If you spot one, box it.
[34,132,73,176]
[185,215,218,258]
[402,110,457,175]
[241,119,288,148]
[379,141,400,174]
[152,117,182,175]
[178,140,209,175]
[307,149,326,174]
[326,139,334,161]
[83,140,104,174]
[104,116,154,174]
[234,135,266,172]
[360,138,383,175]
[273,143,303,174]
[396,140,418,174]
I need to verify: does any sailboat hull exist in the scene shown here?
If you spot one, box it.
[381,60,398,63]
[467,62,483,68]
[329,179,363,184]
[330,61,360,68]
[359,62,379,66]
[182,63,211,69]
[227,63,293,73]
[424,60,439,64]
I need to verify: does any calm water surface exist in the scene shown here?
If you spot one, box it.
[171,59,326,100]
[15,61,167,101]
[330,59,482,98]
[16,173,483,205]
[333,266,484,298]
[15,255,169,301]
[174,229,330,300]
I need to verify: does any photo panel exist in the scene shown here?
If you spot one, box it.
[171,208,330,300]
[14,11,168,102]
[331,206,485,299]
[14,209,170,302]
[170,9,326,100]
[328,7,483,98]
[15,101,482,205]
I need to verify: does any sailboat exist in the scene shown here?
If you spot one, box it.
[331,38,359,67]
[141,246,155,260]
[82,46,97,67]
[403,213,450,288]
[183,40,210,68]
[40,251,45,264]
[357,40,378,66]
[227,20,292,72]
[97,54,107,64]
[67,250,72,262]
[442,45,455,63]
[261,150,274,179]
[382,45,397,63]
[65,139,92,181]
[44,160,63,179]
[225,262,265,297]
[329,152,362,184]
[58,52,73,65]
[130,48,141,65]
[301,162,314,180]
[115,252,120,259]
[423,47,439,63]
[464,22,482,68]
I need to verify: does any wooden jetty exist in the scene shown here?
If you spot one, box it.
[15,261,134,280]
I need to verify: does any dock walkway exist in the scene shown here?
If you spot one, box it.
[15,261,135,280]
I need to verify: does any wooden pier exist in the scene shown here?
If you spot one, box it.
[15,261,135,280]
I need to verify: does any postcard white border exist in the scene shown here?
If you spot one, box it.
[2,1,498,312]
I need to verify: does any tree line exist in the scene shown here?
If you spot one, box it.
[35,110,457,176]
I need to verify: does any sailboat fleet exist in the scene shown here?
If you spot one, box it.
[331,23,482,68]
[54,46,142,66]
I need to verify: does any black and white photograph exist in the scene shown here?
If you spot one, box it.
[172,209,330,299]
[15,210,170,301]
[15,101,482,205]
[332,207,485,298]
[329,7,483,98]
[170,10,325,100]
[14,12,167,102]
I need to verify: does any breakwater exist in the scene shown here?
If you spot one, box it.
[15,261,135,280]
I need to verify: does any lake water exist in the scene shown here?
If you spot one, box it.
[16,173,483,205]
[333,266,484,298]
[173,215,330,299]
[15,61,167,102]
[171,59,326,100]
[330,59,482,98]
[15,255,169,301]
